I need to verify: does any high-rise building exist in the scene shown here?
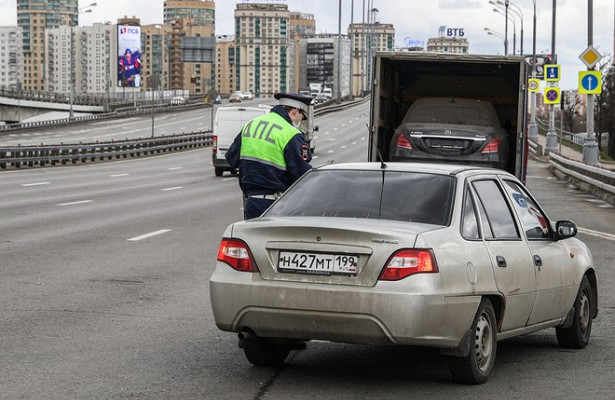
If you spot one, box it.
[349,23,395,96]
[17,0,78,91]
[142,24,173,93]
[0,26,23,90]
[234,2,290,97]
[288,12,315,93]
[163,0,216,95]
[306,35,351,98]
[215,35,235,95]
[44,23,113,95]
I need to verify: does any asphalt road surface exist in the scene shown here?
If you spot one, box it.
[1,103,614,399]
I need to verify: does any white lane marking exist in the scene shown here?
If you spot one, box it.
[167,167,183,170]
[577,227,615,241]
[127,229,172,241]
[58,200,93,206]
[21,182,51,187]
[222,178,236,182]
[162,186,183,191]
[341,145,347,149]
[327,150,334,154]
[109,174,129,177]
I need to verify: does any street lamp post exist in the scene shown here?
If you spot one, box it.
[544,0,559,155]
[582,0,600,164]
[484,27,506,54]
[507,1,524,55]
[528,0,539,142]
[493,8,516,55]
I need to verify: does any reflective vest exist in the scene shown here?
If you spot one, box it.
[239,112,300,170]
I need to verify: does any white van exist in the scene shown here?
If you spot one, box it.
[212,105,271,177]
[322,87,333,99]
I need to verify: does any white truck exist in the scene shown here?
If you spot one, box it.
[309,83,322,97]
[368,52,529,180]
[212,104,318,177]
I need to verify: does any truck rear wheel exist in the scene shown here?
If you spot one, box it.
[214,167,223,177]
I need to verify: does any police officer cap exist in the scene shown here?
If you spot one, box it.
[274,92,313,114]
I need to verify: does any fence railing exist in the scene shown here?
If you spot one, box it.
[0,131,212,169]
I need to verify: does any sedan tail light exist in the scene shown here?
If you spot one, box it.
[379,249,438,281]
[480,137,500,154]
[212,135,218,154]
[395,132,413,149]
[217,238,258,272]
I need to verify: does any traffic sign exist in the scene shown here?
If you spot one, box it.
[578,71,602,94]
[528,79,540,92]
[544,87,561,104]
[544,64,561,82]
[579,45,602,69]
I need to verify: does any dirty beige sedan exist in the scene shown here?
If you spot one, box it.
[210,162,598,384]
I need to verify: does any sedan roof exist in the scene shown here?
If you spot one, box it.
[316,161,508,178]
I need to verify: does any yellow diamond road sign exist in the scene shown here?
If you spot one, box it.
[579,45,602,69]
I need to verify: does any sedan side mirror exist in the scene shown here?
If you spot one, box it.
[556,220,577,240]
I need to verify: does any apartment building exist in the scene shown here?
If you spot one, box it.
[234,2,290,97]
[44,23,113,95]
[0,26,23,90]
[18,0,77,91]
[349,22,394,96]
[163,0,216,95]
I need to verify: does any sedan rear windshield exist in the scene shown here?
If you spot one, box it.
[407,103,499,127]
[265,170,455,225]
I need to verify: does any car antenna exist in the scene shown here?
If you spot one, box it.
[366,123,387,169]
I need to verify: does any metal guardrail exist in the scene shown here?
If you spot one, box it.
[0,131,212,169]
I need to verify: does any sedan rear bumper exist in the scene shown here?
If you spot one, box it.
[210,263,481,349]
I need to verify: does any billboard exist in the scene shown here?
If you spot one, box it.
[117,25,142,87]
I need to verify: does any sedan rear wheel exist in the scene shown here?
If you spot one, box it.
[556,276,592,349]
[241,337,290,367]
[448,298,497,384]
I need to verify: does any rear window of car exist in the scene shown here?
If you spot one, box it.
[406,102,499,127]
[265,169,455,225]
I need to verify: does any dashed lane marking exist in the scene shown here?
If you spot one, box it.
[577,227,615,241]
[21,182,51,187]
[109,174,129,177]
[58,200,93,206]
[127,229,172,241]
[161,186,183,191]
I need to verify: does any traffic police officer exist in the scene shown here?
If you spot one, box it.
[225,92,313,219]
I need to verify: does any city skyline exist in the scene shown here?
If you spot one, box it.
[1,0,613,90]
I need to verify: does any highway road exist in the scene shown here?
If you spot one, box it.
[0,98,271,147]
[1,103,614,399]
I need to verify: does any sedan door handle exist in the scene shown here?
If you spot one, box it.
[533,255,542,271]
[496,255,507,268]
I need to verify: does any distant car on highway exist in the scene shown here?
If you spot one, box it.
[313,93,328,104]
[242,91,254,100]
[210,162,598,384]
[170,96,186,106]
[229,93,242,103]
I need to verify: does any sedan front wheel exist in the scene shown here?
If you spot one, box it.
[241,337,290,367]
[556,276,592,349]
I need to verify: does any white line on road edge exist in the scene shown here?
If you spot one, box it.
[109,174,129,177]
[577,227,615,242]
[21,182,51,187]
[128,229,172,241]
[167,167,183,170]
[58,200,93,206]
[162,186,183,191]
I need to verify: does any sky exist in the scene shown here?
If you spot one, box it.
[1,0,613,90]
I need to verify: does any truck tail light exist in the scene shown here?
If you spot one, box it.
[481,137,500,154]
[217,238,258,272]
[395,132,413,149]
[212,135,218,154]
[379,249,438,281]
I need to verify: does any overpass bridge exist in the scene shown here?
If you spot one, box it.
[0,90,106,124]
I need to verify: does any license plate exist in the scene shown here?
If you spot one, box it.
[278,251,359,275]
